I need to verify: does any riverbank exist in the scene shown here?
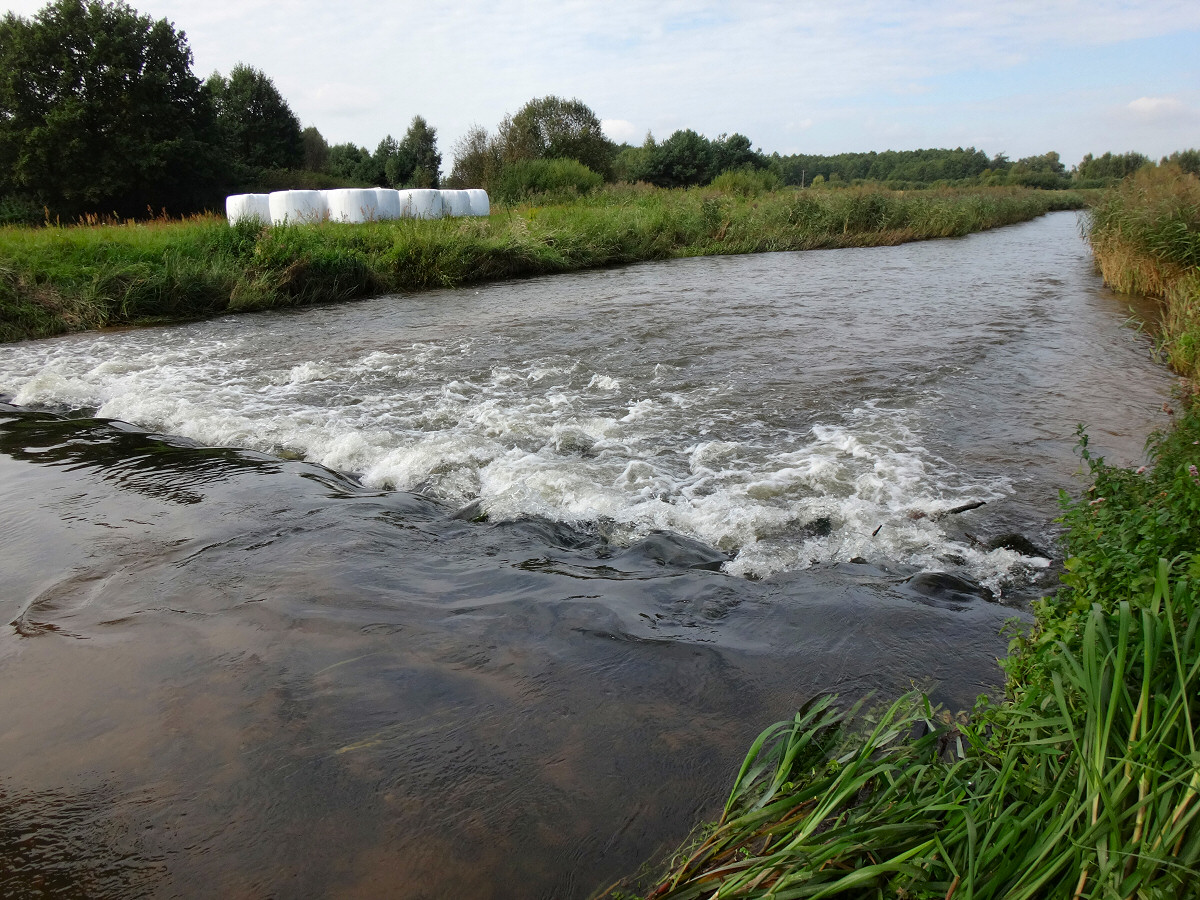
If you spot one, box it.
[0,185,1086,344]
[618,169,1200,898]
[1088,164,1200,381]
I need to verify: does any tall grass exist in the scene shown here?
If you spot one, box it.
[626,410,1200,900]
[1087,164,1200,379]
[1,186,1085,344]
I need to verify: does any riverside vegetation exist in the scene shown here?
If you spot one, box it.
[609,168,1200,898]
[0,185,1085,344]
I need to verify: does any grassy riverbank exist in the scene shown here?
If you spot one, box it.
[0,185,1085,344]
[1088,164,1200,381]
[613,168,1200,899]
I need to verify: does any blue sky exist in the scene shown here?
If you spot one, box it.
[4,0,1198,168]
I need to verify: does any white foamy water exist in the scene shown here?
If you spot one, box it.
[0,213,1173,589]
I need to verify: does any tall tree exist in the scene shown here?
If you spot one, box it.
[0,0,220,217]
[301,126,329,172]
[447,124,501,189]
[208,63,303,171]
[374,134,412,187]
[399,115,440,188]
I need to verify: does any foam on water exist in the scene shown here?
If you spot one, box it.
[0,329,1035,589]
[5,214,1169,592]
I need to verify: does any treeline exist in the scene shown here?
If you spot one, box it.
[771,148,1200,190]
[448,98,1200,201]
[446,98,777,202]
[0,0,442,223]
[3,0,1198,224]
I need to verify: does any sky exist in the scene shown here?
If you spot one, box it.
[3,0,1199,169]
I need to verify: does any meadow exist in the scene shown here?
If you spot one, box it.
[0,185,1086,344]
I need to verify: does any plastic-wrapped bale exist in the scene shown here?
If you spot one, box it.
[374,188,402,221]
[225,193,271,225]
[326,188,380,224]
[466,189,490,217]
[441,190,473,217]
[395,190,415,218]
[407,189,444,220]
[268,190,327,226]
[393,190,417,218]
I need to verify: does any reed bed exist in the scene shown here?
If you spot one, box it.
[1087,164,1200,380]
[0,186,1084,344]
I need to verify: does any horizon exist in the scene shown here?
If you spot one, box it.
[2,0,1198,168]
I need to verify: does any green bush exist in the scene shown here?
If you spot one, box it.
[710,168,782,198]
[0,196,42,226]
[493,158,603,203]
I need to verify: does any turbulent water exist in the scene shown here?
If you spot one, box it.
[0,212,1175,898]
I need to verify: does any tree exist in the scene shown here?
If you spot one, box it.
[0,0,221,217]
[399,115,440,188]
[507,95,615,177]
[639,129,715,188]
[711,133,766,175]
[208,63,303,171]
[1162,149,1200,177]
[1076,151,1151,182]
[302,126,329,172]
[327,142,378,184]
[1009,151,1068,189]
[447,123,500,189]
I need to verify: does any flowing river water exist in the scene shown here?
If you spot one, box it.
[0,212,1175,898]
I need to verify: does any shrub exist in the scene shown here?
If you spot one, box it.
[710,168,782,198]
[493,158,603,204]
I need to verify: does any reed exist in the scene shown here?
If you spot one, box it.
[1,186,1086,344]
[1087,164,1200,380]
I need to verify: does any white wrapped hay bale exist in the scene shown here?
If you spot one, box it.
[395,190,416,218]
[441,190,473,217]
[466,189,490,217]
[268,190,327,226]
[326,188,380,224]
[374,188,402,221]
[407,189,443,220]
[225,193,271,225]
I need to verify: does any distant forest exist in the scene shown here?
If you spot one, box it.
[1,0,1198,223]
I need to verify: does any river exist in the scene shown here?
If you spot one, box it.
[0,211,1174,898]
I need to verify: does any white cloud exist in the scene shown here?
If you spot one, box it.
[307,83,381,120]
[1127,96,1186,120]
[601,119,639,144]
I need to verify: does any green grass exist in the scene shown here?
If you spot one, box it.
[1,185,1086,344]
[607,171,1200,900]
